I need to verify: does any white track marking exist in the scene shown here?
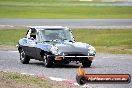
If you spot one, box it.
[49,77,65,81]
[7,51,19,53]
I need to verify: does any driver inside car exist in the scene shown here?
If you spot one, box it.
[30,28,37,39]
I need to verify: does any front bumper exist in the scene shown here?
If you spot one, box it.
[48,53,95,61]
[58,55,94,58]
[60,56,94,61]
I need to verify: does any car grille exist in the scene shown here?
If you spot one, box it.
[66,54,86,56]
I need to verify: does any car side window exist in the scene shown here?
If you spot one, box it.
[36,31,41,42]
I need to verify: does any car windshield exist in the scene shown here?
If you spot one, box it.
[40,29,74,42]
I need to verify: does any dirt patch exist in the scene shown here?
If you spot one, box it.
[0,77,39,88]
[0,26,27,29]
[0,45,17,51]
[0,71,80,88]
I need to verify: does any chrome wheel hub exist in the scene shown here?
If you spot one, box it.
[20,50,25,60]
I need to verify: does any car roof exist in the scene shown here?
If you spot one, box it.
[30,26,69,30]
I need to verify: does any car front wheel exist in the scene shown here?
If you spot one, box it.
[20,49,30,64]
[82,60,92,67]
[43,54,54,67]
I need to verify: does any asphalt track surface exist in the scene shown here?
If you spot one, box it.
[0,19,132,28]
[0,51,131,88]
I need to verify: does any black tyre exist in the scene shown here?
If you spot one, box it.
[82,60,92,67]
[43,54,54,67]
[20,49,30,64]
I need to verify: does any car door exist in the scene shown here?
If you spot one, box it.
[27,38,36,58]
[26,29,37,58]
[35,31,44,60]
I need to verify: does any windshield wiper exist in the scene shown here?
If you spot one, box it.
[43,39,73,43]
[43,40,59,43]
[42,40,52,42]
[62,39,73,42]
[69,40,73,42]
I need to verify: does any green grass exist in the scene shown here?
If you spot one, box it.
[0,28,27,45]
[73,29,132,46]
[0,0,114,5]
[0,0,132,18]
[0,28,132,54]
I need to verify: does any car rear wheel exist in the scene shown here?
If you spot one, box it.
[82,60,92,67]
[43,54,54,67]
[20,49,30,64]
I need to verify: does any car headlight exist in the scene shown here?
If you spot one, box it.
[89,46,95,51]
[50,46,61,55]
[88,46,96,55]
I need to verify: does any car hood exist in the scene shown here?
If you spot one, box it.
[55,42,90,55]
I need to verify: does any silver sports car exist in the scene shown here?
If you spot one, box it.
[17,26,96,67]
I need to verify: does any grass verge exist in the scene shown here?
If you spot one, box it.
[0,0,132,18]
[73,29,132,54]
[0,27,132,54]
[0,71,79,88]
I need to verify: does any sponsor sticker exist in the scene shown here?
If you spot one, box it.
[76,66,131,85]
